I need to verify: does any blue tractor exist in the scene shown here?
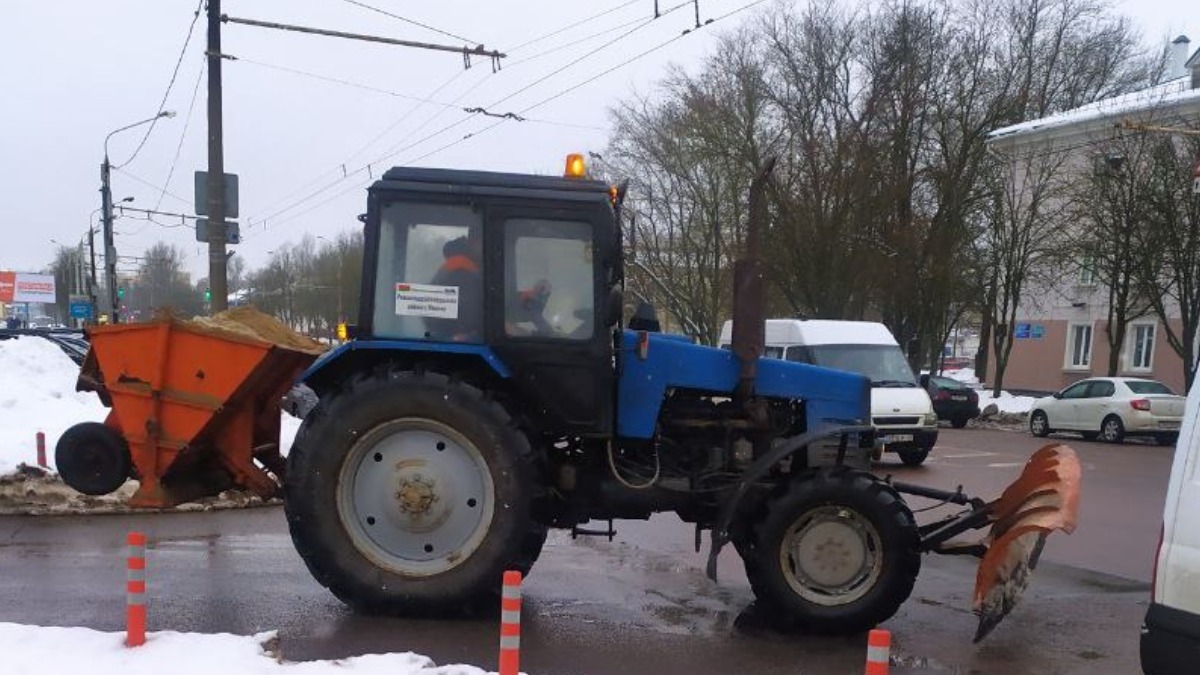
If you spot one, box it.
[283,157,1079,639]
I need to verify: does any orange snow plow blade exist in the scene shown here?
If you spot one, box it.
[971,443,1081,641]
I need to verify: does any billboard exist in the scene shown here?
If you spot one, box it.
[0,272,56,304]
[0,272,12,303]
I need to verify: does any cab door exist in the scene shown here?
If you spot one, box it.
[485,206,614,436]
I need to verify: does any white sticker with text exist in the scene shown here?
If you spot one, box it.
[395,283,459,319]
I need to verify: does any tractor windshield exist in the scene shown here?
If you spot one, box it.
[789,344,918,387]
[373,202,484,342]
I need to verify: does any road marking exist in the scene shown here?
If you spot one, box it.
[987,462,1025,468]
[939,451,997,459]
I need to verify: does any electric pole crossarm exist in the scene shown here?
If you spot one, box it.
[221,15,506,60]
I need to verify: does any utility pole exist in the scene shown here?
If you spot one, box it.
[100,159,118,322]
[207,0,229,313]
[88,225,98,311]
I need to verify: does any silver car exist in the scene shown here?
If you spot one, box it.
[1028,377,1185,445]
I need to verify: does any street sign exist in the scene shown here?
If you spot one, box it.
[195,218,241,245]
[1031,324,1045,339]
[193,171,239,218]
[69,299,93,320]
[1014,323,1031,339]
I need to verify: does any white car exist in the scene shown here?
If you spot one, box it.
[1028,377,1185,445]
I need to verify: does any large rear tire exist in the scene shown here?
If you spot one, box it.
[739,467,920,634]
[284,370,547,615]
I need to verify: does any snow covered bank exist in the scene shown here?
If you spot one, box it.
[0,336,107,475]
[0,623,492,675]
[978,390,1035,414]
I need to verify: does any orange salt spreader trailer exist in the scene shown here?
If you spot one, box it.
[58,314,322,508]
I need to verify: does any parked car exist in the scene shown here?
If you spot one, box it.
[1028,377,1185,445]
[920,374,980,428]
[1142,379,1200,674]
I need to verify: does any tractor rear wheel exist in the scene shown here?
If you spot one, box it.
[740,467,920,634]
[284,370,546,615]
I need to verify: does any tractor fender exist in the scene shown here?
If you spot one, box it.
[705,423,874,581]
[296,340,511,397]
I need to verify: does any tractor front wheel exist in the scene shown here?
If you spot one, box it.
[284,370,546,615]
[740,467,920,634]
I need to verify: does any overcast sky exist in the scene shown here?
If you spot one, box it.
[0,0,1192,282]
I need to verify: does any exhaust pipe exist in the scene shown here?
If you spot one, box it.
[731,157,777,403]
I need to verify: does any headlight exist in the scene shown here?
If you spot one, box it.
[924,412,938,426]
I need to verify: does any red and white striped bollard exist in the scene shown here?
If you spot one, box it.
[498,570,522,675]
[865,628,890,675]
[126,532,147,647]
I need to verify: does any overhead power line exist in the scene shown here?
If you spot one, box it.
[242,2,658,228]
[507,0,643,52]
[338,0,479,45]
[251,0,765,235]
[155,60,206,211]
[113,0,204,169]
[112,166,192,207]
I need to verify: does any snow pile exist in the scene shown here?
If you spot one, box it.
[940,367,979,385]
[0,337,108,475]
[978,390,1035,414]
[0,623,491,675]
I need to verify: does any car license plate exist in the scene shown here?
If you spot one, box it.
[883,434,914,443]
[951,395,967,401]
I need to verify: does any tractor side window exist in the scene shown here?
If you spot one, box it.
[374,202,483,342]
[504,218,594,340]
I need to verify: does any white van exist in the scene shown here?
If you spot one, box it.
[719,319,938,465]
[1142,377,1200,674]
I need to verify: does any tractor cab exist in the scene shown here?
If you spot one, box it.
[346,164,622,436]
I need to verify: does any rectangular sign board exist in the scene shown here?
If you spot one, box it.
[195,218,241,245]
[0,272,56,304]
[194,171,239,218]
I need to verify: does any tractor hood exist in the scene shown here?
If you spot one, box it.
[616,330,871,439]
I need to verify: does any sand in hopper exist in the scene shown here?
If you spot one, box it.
[187,306,329,355]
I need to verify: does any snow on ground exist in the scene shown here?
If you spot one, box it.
[939,366,978,385]
[0,337,108,474]
[978,390,1036,414]
[931,367,1035,415]
[0,623,491,675]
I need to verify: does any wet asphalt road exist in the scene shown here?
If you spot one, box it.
[0,427,1167,674]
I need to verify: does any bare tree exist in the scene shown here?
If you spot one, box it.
[984,147,1073,395]
[606,33,770,344]
[129,242,201,318]
[1075,134,1160,376]
[1139,132,1200,388]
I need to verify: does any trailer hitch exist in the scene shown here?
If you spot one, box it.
[892,443,1081,641]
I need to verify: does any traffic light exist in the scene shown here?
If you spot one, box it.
[117,286,125,300]
[204,288,212,303]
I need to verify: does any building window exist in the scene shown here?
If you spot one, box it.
[1078,257,1096,286]
[1130,323,1155,371]
[1066,323,1093,369]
